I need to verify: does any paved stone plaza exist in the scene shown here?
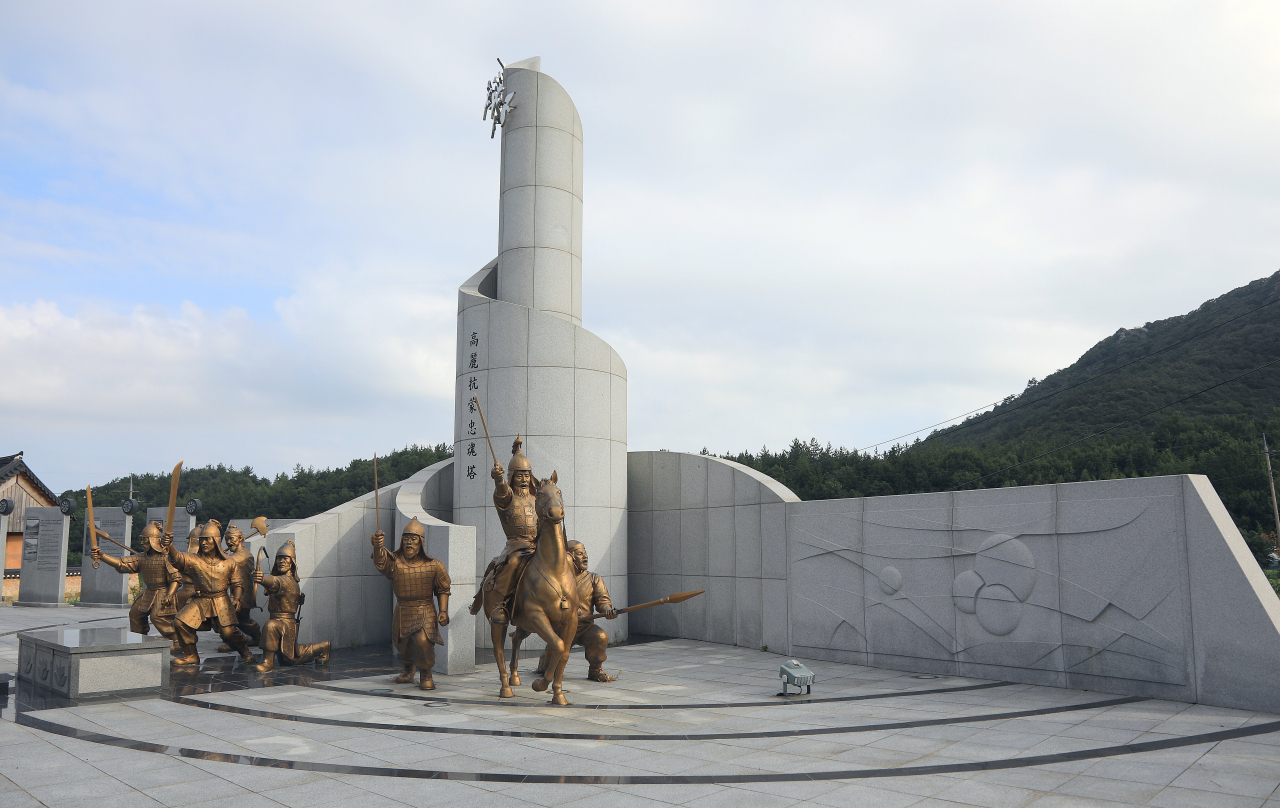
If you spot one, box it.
[4,606,1280,807]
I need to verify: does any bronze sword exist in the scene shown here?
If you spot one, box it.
[164,461,184,541]
[85,485,103,568]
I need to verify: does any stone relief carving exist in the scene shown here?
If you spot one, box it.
[788,484,1192,691]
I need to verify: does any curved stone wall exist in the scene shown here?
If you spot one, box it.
[627,452,1280,712]
[626,451,799,651]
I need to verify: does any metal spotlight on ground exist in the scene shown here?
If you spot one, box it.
[778,659,814,696]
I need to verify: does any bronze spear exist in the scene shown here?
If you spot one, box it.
[582,590,706,621]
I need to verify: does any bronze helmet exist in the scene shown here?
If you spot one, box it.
[140,520,166,553]
[197,520,227,559]
[508,435,533,481]
[274,540,299,581]
[401,516,426,539]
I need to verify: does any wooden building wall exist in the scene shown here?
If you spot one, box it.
[2,474,57,570]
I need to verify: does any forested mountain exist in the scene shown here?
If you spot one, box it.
[58,443,452,558]
[930,271,1280,447]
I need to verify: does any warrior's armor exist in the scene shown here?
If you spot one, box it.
[252,540,330,672]
[218,525,262,651]
[93,520,180,647]
[167,520,257,665]
[371,516,451,689]
[535,541,617,682]
[171,526,200,614]
[471,436,539,624]
[225,526,258,611]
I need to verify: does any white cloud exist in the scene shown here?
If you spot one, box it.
[3,1,1280,490]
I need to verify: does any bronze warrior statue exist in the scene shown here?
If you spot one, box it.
[481,465,580,704]
[218,525,262,653]
[89,520,181,651]
[251,541,331,672]
[166,519,258,666]
[469,436,538,625]
[371,516,451,690]
[532,540,618,682]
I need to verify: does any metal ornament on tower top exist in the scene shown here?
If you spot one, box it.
[483,58,517,139]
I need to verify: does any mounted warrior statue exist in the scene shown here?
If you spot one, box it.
[218,524,262,653]
[470,434,580,704]
[166,519,258,666]
[89,520,181,652]
[251,540,331,672]
[469,436,538,625]
[371,516,451,690]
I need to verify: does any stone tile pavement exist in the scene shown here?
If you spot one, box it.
[3,604,1280,806]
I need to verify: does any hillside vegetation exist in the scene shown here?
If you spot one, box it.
[58,443,452,560]
[931,271,1280,447]
[724,412,1280,566]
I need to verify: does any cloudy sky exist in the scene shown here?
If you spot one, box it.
[4,2,1280,493]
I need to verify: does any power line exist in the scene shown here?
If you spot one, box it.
[856,285,1280,454]
[955,354,1280,488]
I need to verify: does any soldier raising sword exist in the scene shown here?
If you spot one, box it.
[167,520,258,666]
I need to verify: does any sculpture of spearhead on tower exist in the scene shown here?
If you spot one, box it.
[483,58,517,138]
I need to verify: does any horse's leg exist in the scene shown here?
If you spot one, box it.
[524,610,565,700]
[550,612,577,706]
[491,621,513,699]
[508,626,529,687]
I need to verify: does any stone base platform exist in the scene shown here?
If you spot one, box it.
[17,627,170,698]
[2,610,1280,806]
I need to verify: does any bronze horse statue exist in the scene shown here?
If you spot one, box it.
[481,472,581,705]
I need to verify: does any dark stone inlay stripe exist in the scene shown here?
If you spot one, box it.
[17,710,1280,785]
[308,679,1012,709]
[169,693,1147,741]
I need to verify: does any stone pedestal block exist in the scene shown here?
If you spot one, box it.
[17,627,169,697]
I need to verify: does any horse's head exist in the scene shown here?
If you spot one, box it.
[535,471,565,524]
